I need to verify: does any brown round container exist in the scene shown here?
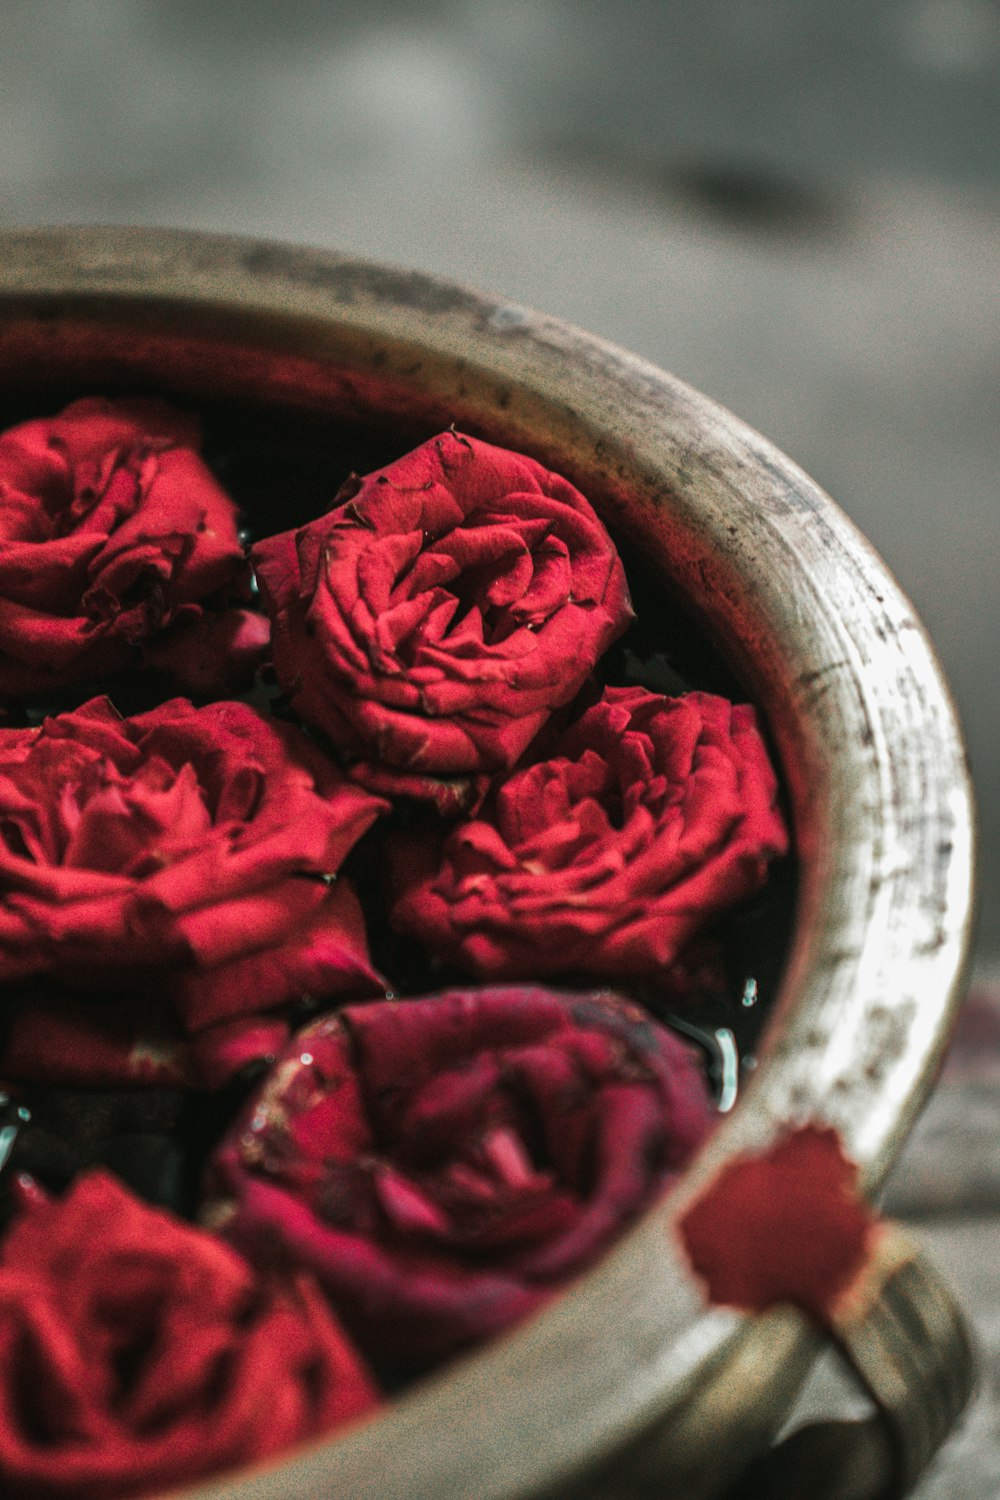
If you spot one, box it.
[0,228,977,1500]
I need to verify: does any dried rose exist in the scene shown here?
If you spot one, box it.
[0,696,387,1079]
[0,398,265,697]
[206,985,714,1375]
[390,687,788,982]
[251,431,633,814]
[0,1171,378,1497]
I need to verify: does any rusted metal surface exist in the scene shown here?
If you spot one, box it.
[0,228,976,1499]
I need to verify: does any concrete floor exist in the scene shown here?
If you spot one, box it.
[1,2,997,1493]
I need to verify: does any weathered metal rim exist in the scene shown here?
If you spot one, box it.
[0,228,976,1500]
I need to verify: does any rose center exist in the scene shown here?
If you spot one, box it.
[54,454,143,540]
[392,515,572,656]
[59,758,214,875]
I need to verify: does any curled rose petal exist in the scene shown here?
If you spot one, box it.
[0,697,388,1080]
[0,1172,379,1498]
[251,431,633,812]
[205,985,715,1375]
[0,399,253,696]
[390,686,788,983]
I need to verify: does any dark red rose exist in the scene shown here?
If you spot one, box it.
[206,985,715,1374]
[390,687,788,983]
[0,398,266,697]
[0,697,388,1080]
[0,1171,379,1498]
[251,431,633,814]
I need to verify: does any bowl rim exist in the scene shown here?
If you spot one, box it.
[0,226,977,1500]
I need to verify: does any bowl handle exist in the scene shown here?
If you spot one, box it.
[725,1224,975,1500]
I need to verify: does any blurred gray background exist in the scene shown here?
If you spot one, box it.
[2,4,999,1490]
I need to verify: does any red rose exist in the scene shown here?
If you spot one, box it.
[206,985,714,1374]
[0,697,387,1078]
[0,1172,379,1498]
[0,398,264,696]
[251,431,633,814]
[390,687,788,981]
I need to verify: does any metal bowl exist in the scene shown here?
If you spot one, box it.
[0,227,976,1499]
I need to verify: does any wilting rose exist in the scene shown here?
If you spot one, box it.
[0,1172,379,1498]
[0,398,265,697]
[0,697,387,1074]
[251,431,632,814]
[206,985,714,1374]
[390,687,788,982]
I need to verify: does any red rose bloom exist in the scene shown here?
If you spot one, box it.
[0,398,264,696]
[206,986,714,1374]
[390,687,788,982]
[0,697,387,1077]
[251,431,633,814]
[0,1172,378,1498]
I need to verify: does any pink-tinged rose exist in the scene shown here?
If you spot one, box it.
[206,986,714,1374]
[0,398,264,696]
[251,431,633,814]
[0,1172,379,1498]
[0,697,388,1076]
[390,687,788,982]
